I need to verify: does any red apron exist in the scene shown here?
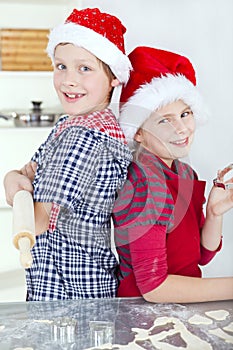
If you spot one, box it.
[166,178,206,277]
[117,178,206,297]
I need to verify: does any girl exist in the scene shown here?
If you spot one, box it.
[113,46,233,303]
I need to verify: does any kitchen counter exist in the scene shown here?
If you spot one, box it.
[0,298,232,349]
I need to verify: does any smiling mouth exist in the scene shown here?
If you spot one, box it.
[170,137,189,146]
[64,92,84,99]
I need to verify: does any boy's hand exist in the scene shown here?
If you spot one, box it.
[21,161,37,182]
[3,161,37,206]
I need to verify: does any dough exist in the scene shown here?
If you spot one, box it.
[188,314,213,325]
[86,316,223,349]
[223,322,233,333]
[33,319,53,324]
[132,316,212,349]
[209,328,233,344]
[205,309,229,321]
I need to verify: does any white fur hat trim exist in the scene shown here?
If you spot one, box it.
[119,74,208,148]
[46,22,132,84]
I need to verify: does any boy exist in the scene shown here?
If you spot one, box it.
[4,8,132,300]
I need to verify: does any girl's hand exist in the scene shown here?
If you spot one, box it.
[207,164,233,216]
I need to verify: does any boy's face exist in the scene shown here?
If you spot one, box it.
[134,100,196,167]
[53,44,119,116]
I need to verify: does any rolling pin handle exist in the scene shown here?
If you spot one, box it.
[18,236,33,269]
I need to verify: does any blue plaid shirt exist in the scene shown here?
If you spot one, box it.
[26,109,132,300]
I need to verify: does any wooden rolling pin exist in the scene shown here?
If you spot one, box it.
[12,190,36,268]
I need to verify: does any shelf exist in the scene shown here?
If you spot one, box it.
[0,71,53,77]
[0,0,70,3]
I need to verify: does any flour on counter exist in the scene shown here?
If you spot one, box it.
[86,316,213,349]
[209,328,233,344]
[205,309,229,321]
[188,314,213,325]
[132,316,212,350]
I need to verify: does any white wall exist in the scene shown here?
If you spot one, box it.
[80,0,233,277]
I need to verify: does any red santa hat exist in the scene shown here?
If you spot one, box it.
[47,8,132,84]
[119,46,207,149]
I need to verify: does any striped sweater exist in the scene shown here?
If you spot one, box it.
[113,148,220,297]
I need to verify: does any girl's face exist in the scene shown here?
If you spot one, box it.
[53,44,119,116]
[134,100,196,167]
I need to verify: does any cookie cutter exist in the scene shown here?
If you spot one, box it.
[213,179,233,190]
